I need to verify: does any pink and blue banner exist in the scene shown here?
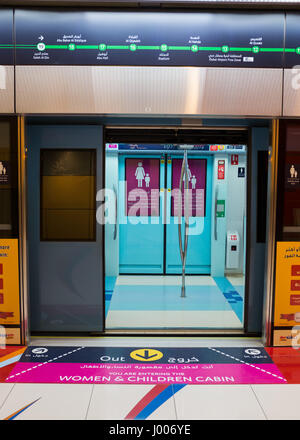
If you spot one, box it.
[5,346,287,385]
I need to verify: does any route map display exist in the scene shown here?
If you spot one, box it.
[284,13,300,68]
[0,9,14,65]
[15,10,285,67]
[0,9,300,68]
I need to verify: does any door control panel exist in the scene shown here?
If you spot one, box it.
[226,231,240,269]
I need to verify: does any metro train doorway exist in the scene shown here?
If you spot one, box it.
[104,127,255,332]
[26,122,269,336]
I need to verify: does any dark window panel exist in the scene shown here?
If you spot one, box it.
[40,149,96,242]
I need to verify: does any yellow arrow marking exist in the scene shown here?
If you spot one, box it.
[130,348,163,362]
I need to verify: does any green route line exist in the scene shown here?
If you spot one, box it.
[45,45,69,49]
[230,47,252,52]
[0,44,36,48]
[168,46,191,50]
[0,44,299,54]
[76,45,99,49]
[107,45,129,50]
[137,46,160,50]
[197,46,222,51]
[260,48,284,52]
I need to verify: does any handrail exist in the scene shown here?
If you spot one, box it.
[178,150,189,298]
[214,185,218,241]
[113,184,118,240]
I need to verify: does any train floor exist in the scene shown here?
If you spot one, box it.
[105,275,244,330]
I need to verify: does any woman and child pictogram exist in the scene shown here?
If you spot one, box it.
[135,161,197,189]
[0,162,7,175]
[290,165,298,179]
[135,162,151,188]
[181,163,197,190]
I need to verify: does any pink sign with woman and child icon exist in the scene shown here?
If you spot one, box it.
[171,158,206,217]
[126,158,160,216]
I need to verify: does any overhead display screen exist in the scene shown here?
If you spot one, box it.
[284,13,300,68]
[15,10,285,68]
[0,9,14,65]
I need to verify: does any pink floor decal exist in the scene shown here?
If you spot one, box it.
[6,361,286,384]
[5,346,287,385]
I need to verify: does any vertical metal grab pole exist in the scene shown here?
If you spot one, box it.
[113,184,118,240]
[178,150,189,298]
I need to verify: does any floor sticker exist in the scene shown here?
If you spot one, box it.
[0,346,26,382]
[124,384,184,420]
[5,346,287,385]
[266,347,300,384]
[3,398,41,420]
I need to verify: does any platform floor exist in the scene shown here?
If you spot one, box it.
[1,337,300,420]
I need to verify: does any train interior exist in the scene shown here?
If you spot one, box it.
[104,141,247,330]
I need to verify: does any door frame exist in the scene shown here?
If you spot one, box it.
[103,125,255,336]
[16,121,277,339]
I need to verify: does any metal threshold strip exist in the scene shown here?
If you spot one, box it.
[105,125,248,131]
[104,329,246,336]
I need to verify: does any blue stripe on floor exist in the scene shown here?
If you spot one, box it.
[105,277,117,318]
[108,285,232,311]
[105,300,111,318]
[135,384,185,420]
[105,276,117,291]
[213,277,244,323]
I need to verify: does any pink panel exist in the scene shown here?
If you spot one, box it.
[171,158,206,217]
[125,158,160,217]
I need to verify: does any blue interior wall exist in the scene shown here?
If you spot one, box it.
[211,154,228,277]
[226,152,247,273]
[104,152,119,277]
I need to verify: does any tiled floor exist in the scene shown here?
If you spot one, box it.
[0,337,300,420]
[105,275,244,330]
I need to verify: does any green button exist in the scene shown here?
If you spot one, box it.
[191,45,198,52]
[160,44,168,52]
[130,44,137,51]
[99,44,107,51]
[221,45,229,53]
[68,43,76,51]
